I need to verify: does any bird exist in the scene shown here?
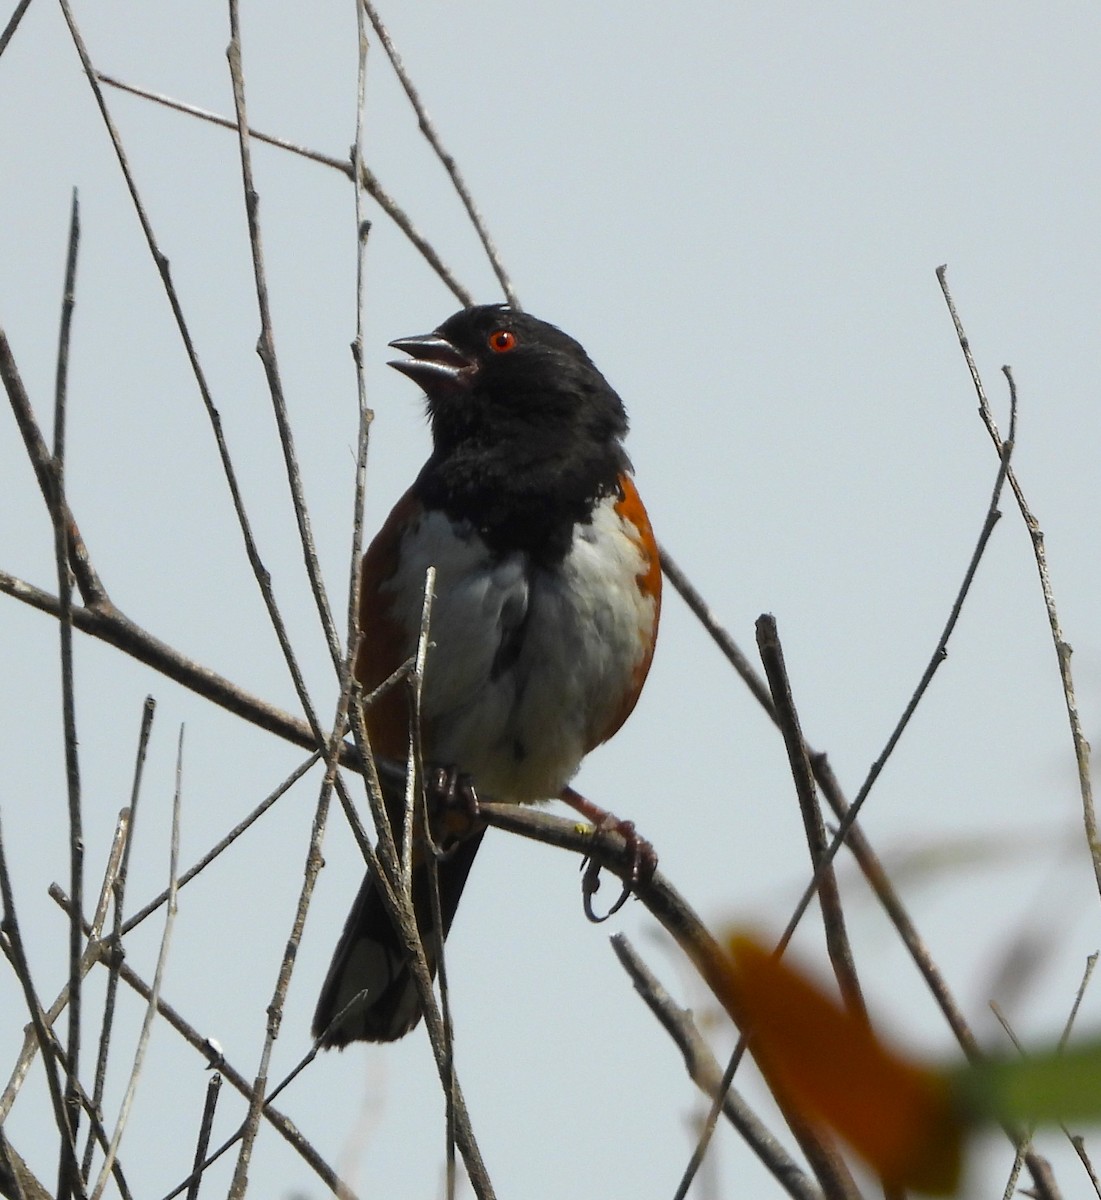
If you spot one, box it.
[312,304,661,1046]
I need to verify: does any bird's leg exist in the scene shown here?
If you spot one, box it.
[425,765,485,858]
[560,786,658,923]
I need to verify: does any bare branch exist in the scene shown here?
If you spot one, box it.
[756,615,867,1022]
[185,1073,223,1200]
[51,189,85,1200]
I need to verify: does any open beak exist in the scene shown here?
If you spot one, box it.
[388,333,476,392]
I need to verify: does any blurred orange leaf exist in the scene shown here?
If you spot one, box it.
[726,933,963,1195]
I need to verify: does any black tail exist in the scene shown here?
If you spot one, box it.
[312,829,485,1046]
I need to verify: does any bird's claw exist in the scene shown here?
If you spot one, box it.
[580,813,658,924]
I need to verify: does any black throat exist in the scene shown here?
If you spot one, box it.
[415,439,629,566]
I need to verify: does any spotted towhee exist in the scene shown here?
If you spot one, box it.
[313,304,661,1046]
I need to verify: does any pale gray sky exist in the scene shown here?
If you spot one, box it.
[2,4,1100,1197]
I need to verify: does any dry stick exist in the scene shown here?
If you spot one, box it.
[57,2,334,769]
[94,73,473,307]
[82,697,155,1178]
[0,812,84,1198]
[359,0,518,307]
[50,891,352,1200]
[2,327,104,608]
[988,1003,1031,1200]
[51,187,84,1200]
[936,267,1098,898]
[225,13,342,676]
[757,618,870,1197]
[185,1073,223,1200]
[756,615,867,1023]
[403,570,436,897]
[408,571,462,1199]
[90,728,183,1200]
[611,934,823,1200]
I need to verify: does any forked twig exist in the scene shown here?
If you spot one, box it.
[937,265,1097,897]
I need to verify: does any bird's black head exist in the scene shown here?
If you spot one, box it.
[389,305,632,561]
[389,304,628,455]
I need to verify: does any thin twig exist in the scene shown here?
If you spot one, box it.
[83,697,155,1177]
[52,187,84,1200]
[611,934,822,1200]
[90,726,183,1200]
[0,0,33,59]
[94,72,473,305]
[937,266,1098,897]
[359,0,518,306]
[756,615,867,1022]
[184,1073,223,1200]
[673,618,871,1200]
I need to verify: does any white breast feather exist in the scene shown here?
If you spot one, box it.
[380,495,655,803]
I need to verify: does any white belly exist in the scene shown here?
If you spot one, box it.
[382,494,656,802]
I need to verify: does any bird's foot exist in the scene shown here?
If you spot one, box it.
[561,786,658,922]
[426,766,485,857]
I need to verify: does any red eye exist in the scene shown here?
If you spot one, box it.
[487,329,517,353]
